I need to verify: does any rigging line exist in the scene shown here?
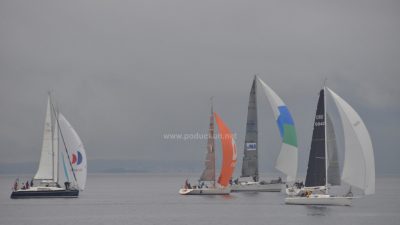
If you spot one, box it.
[49,92,78,184]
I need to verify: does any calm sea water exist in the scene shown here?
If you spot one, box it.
[0,173,399,225]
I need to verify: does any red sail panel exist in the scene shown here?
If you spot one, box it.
[214,112,237,187]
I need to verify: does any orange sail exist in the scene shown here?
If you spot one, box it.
[214,112,237,187]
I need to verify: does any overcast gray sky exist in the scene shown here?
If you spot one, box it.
[1,0,399,174]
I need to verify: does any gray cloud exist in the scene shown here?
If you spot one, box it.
[0,0,399,174]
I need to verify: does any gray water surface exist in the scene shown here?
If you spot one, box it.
[1,174,399,225]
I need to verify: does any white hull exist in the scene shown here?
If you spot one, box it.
[231,182,282,192]
[179,187,230,195]
[285,187,302,196]
[285,186,326,196]
[285,194,352,206]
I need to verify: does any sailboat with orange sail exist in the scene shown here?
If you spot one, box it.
[179,103,237,195]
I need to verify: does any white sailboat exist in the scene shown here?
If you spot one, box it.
[285,86,375,206]
[231,76,298,192]
[179,102,237,195]
[11,94,87,199]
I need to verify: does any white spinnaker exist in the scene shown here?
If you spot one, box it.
[58,114,87,190]
[34,97,54,180]
[276,144,298,182]
[256,76,298,182]
[327,88,375,195]
[256,77,284,118]
[52,114,59,183]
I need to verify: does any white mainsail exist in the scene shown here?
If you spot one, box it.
[327,88,375,195]
[256,77,298,182]
[58,114,87,190]
[34,97,54,180]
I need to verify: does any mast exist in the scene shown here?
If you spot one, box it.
[48,92,59,184]
[199,97,216,187]
[50,93,54,181]
[211,97,215,187]
[324,83,328,192]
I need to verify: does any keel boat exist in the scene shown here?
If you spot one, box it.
[179,102,237,195]
[232,76,298,192]
[11,94,87,199]
[285,86,375,206]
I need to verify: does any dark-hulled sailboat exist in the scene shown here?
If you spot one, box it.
[11,94,87,199]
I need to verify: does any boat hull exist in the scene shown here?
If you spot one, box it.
[285,195,352,206]
[231,182,282,192]
[10,189,79,199]
[179,187,230,195]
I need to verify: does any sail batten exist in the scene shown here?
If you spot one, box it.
[214,112,237,187]
[241,78,258,179]
[256,77,298,182]
[327,88,375,195]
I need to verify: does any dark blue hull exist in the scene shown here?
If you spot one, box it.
[10,189,79,199]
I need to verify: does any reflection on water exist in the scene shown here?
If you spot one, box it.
[241,192,260,197]
[222,194,235,200]
[306,205,330,216]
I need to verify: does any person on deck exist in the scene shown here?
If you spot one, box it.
[13,180,18,191]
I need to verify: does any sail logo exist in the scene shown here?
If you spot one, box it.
[71,151,83,165]
[246,143,256,151]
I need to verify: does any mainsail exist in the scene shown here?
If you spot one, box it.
[58,114,88,190]
[241,78,258,179]
[257,77,298,182]
[326,113,341,186]
[327,88,375,195]
[305,89,326,187]
[34,96,55,181]
[200,105,216,182]
[214,112,237,187]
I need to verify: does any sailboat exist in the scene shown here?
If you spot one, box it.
[179,103,237,195]
[285,86,375,206]
[231,76,298,192]
[11,94,87,199]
